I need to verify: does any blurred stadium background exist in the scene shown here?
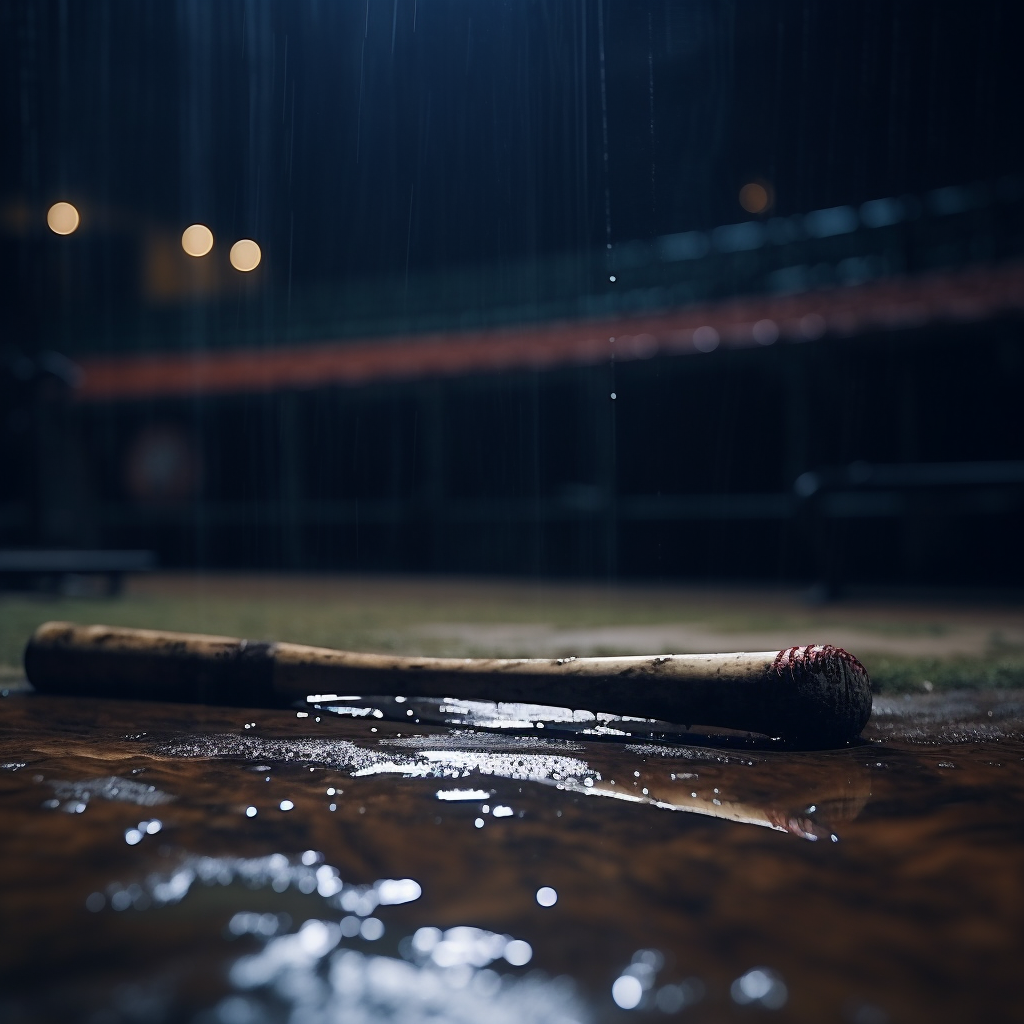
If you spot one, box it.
[2,0,1024,593]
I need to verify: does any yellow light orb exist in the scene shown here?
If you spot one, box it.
[181,223,214,257]
[47,201,80,235]
[229,238,261,272]
[739,182,772,215]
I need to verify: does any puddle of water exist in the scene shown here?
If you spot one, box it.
[0,689,1022,1022]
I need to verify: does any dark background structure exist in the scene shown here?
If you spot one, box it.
[2,0,1023,590]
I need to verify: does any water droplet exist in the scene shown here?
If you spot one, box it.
[612,975,643,1009]
[536,886,558,907]
[731,967,788,1009]
[504,939,533,966]
[279,800,294,812]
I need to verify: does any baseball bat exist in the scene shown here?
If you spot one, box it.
[23,621,872,747]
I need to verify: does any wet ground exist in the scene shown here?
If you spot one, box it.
[1,684,1023,1023]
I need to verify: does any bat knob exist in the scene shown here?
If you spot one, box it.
[765,645,873,746]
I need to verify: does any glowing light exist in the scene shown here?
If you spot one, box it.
[47,201,80,235]
[376,878,422,905]
[800,313,826,340]
[245,806,257,817]
[279,799,294,811]
[230,238,262,271]
[730,967,788,1009]
[656,979,705,1012]
[110,890,132,910]
[316,867,342,898]
[503,939,533,966]
[753,319,779,345]
[536,886,558,907]
[739,182,771,215]
[612,975,644,1009]
[693,326,719,352]
[412,927,441,954]
[181,223,214,257]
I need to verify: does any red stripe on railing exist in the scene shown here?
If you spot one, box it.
[77,263,1024,402]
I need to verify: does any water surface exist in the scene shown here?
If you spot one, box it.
[1,687,1022,1023]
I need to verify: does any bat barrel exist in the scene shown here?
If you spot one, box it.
[24,622,872,747]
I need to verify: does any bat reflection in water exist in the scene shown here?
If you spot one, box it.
[304,696,873,841]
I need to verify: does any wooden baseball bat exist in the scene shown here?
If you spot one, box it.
[23,621,872,747]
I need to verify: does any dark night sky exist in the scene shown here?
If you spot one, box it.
[2,0,1023,332]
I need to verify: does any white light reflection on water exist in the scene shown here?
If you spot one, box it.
[416,699,624,733]
[352,748,601,790]
[220,922,583,1024]
[536,887,558,907]
[436,789,492,801]
[89,851,422,917]
[228,911,290,937]
[612,949,704,1013]
[409,925,532,970]
[731,966,788,1009]
[316,695,655,737]
[43,775,173,812]
[611,974,643,1009]
[155,732,832,839]
[92,846,582,1022]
